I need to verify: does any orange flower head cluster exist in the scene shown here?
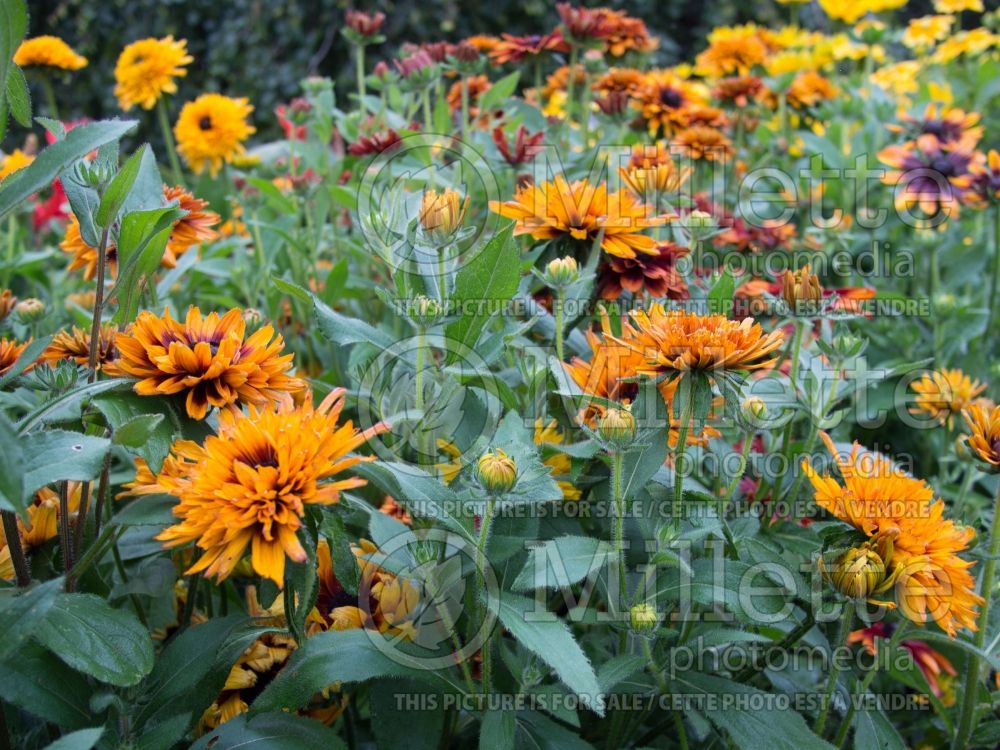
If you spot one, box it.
[110,307,303,420]
[963,401,1000,468]
[489,176,664,259]
[617,305,784,376]
[136,390,388,585]
[802,433,982,636]
[910,369,986,426]
[41,325,118,368]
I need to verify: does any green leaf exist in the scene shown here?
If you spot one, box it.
[371,679,446,750]
[480,709,517,750]
[852,704,905,750]
[0,0,28,139]
[492,592,604,716]
[478,72,520,112]
[135,615,265,729]
[667,671,835,750]
[707,265,736,312]
[0,412,25,514]
[109,206,184,325]
[444,224,519,363]
[41,728,104,750]
[250,628,460,715]
[0,641,95,729]
[36,593,154,687]
[21,430,111,504]
[313,292,395,349]
[96,145,148,228]
[0,119,139,221]
[93,392,180,472]
[112,413,166,448]
[511,536,613,591]
[320,512,360,596]
[191,712,347,750]
[17,378,132,433]
[5,63,30,127]
[0,578,63,663]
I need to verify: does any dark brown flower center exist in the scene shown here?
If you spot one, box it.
[199,116,213,131]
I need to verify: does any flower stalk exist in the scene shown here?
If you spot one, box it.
[952,481,1000,749]
[1,511,30,586]
[814,600,855,736]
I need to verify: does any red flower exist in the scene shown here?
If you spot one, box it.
[345,10,385,38]
[492,125,545,166]
[32,178,69,232]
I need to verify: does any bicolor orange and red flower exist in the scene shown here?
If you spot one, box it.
[109,307,303,420]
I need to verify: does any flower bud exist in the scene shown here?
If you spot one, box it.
[478,449,517,495]
[629,603,659,632]
[741,396,767,422]
[782,264,823,315]
[544,256,579,289]
[687,209,714,228]
[409,295,442,327]
[419,188,469,243]
[598,407,636,449]
[828,547,886,600]
[15,298,45,321]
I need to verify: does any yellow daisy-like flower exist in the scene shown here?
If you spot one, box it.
[616,305,784,377]
[963,401,1000,468]
[489,176,665,259]
[694,29,769,79]
[619,144,692,203]
[534,419,581,501]
[902,16,953,50]
[871,61,922,98]
[632,70,710,137]
[108,307,303,420]
[933,0,982,12]
[931,27,998,63]
[910,369,986,426]
[174,94,256,176]
[134,389,387,586]
[802,433,982,637]
[114,36,193,111]
[0,149,34,182]
[786,71,838,110]
[13,36,87,70]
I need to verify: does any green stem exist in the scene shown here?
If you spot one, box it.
[355,44,367,114]
[815,600,855,737]
[952,481,1000,749]
[642,638,687,749]
[476,495,498,693]
[611,450,627,651]
[774,320,805,502]
[554,289,565,363]
[564,46,578,138]
[40,76,59,120]
[1,511,30,586]
[834,622,908,748]
[672,710,690,750]
[721,431,753,509]
[734,611,816,683]
[422,88,432,132]
[156,99,185,187]
[672,378,696,525]
[414,326,431,467]
[460,75,469,141]
[87,225,112,382]
[2,215,15,290]
[58,481,74,587]
[989,204,1000,340]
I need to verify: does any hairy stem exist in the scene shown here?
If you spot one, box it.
[0,511,30,586]
[815,601,855,737]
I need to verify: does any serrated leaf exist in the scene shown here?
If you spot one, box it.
[0,641,95,729]
[250,628,460,715]
[512,536,613,591]
[112,413,166,448]
[492,592,604,715]
[5,63,30,127]
[36,593,154,687]
[444,223,519,363]
[21,430,111,504]
[0,578,63,663]
[0,411,25,514]
[320,512,360,596]
[191,712,347,750]
[668,671,835,750]
[17,378,132,433]
[480,709,516,750]
[853,704,905,750]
